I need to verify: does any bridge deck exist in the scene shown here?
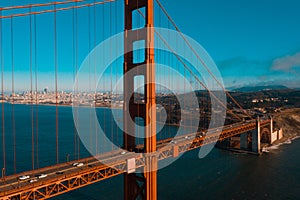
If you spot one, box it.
[0,120,270,200]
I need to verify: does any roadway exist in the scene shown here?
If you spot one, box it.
[0,119,270,199]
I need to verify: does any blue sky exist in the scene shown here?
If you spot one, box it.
[1,0,300,91]
[162,0,300,88]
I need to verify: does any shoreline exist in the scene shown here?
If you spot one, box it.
[3,102,300,153]
[262,135,300,153]
[216,135,300,155]
[2,101,121,109]
[219,108,300,154]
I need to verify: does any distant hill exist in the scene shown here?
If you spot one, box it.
[231,85,290,92]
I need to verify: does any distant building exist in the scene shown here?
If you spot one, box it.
[44,87,48,94]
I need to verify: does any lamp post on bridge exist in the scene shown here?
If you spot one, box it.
[1,167,5,182]
[66,153,70,163]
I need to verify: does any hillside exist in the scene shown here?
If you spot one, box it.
[274,108,300,138]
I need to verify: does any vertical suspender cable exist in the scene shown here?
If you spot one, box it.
[102,3,106,152]
[88,5,92,154]
[115,1,118,148]
[29,6,35,170]
[93,0,98,154]
[158,6,161,137]
[54,4,59,164]
[34,14,39,169]
[110,1,113,151]
[11,17,16,174]
[167,19,170,139]
[75,2,80,159]
[0,9,6,176]
[72,4,77,160]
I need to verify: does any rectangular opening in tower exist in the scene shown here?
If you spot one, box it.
[133,40,146,64]
[134,75,145,103]
[132,7,146,30]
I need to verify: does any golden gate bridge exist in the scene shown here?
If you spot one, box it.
[0,0,275,199]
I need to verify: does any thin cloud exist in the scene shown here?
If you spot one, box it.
[271,52,300,71]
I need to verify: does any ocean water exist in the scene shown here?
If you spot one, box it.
[0,104,300,199]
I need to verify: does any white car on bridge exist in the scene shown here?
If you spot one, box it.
[19,175,30,180]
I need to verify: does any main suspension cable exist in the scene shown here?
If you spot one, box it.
[0,0,115,19]
[155,0,252,119]
[137,9,242,121]
[1,0,83,11]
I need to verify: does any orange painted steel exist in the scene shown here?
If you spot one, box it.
[0,120,271,200]
[0,0,83,11]
[0,0,115,19]
[123,0,157,199]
